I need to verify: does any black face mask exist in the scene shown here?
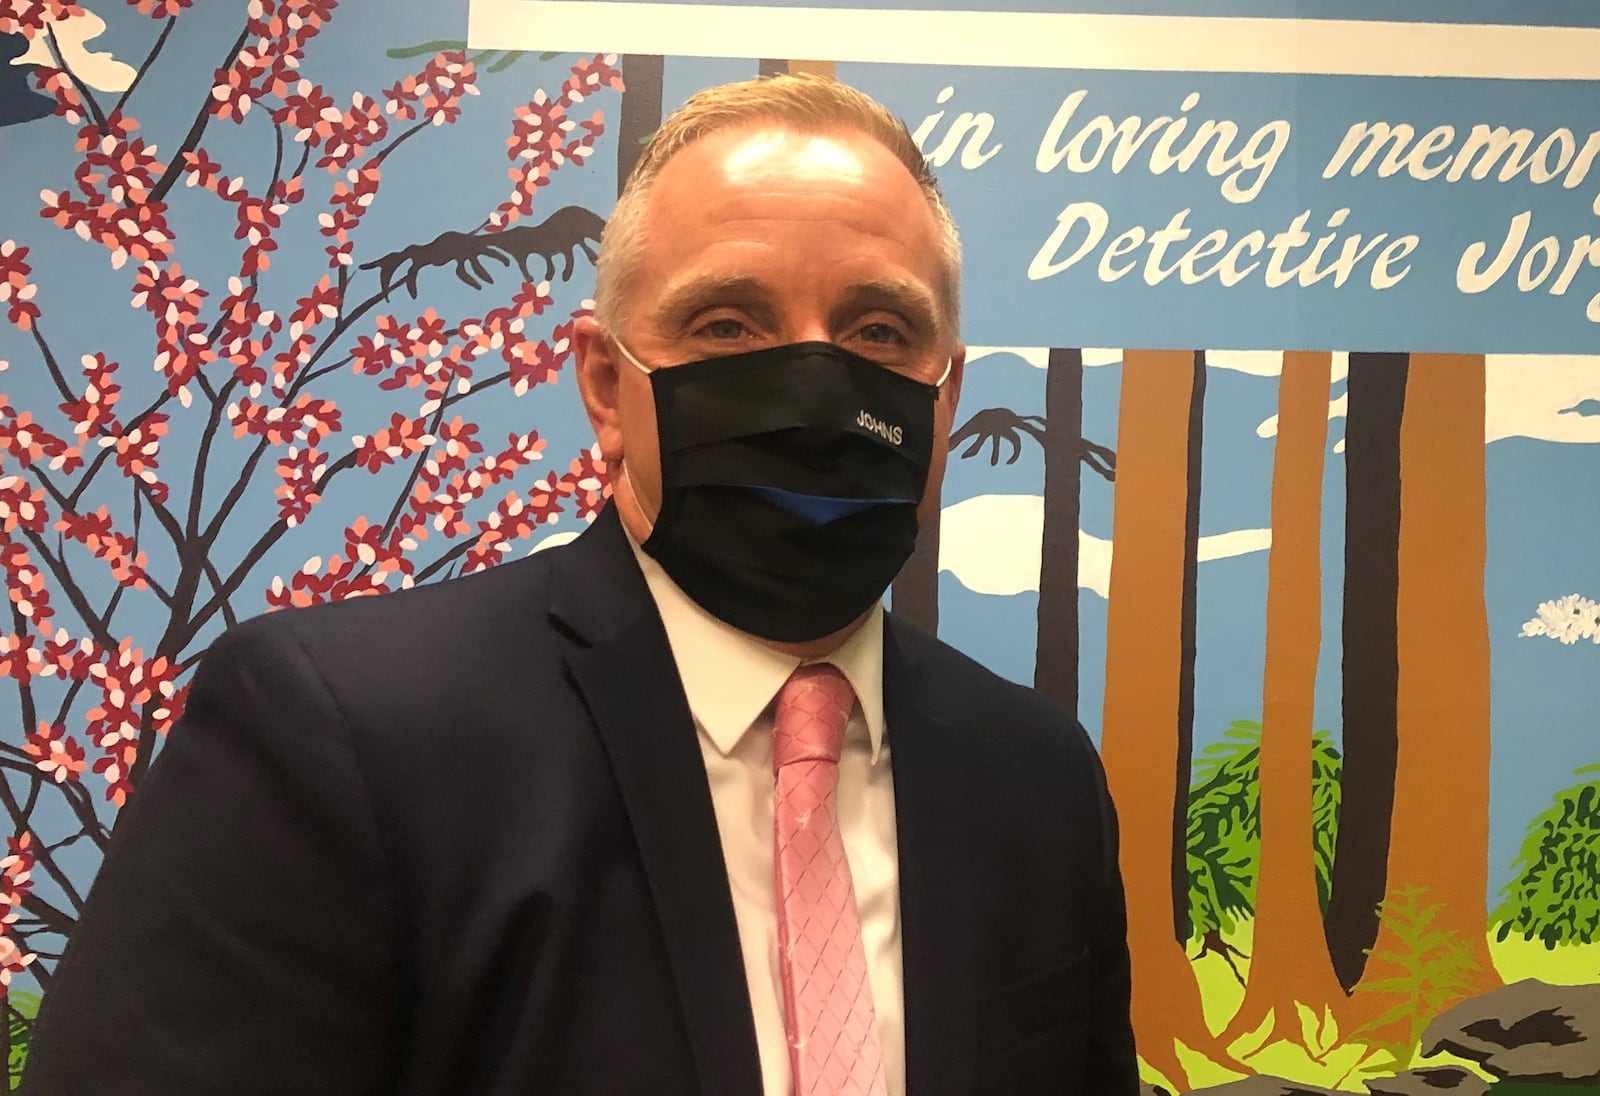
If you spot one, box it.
[618,340,945,643]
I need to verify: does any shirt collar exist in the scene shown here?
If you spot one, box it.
[623,528,887,764]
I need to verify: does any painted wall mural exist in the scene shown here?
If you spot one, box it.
[1,0,1598,1092]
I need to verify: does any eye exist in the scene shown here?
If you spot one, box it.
[695,317,751,341]
[856,322,907,346]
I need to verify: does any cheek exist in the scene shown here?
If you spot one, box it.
[617,382,665,501]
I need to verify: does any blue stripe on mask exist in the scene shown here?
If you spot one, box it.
[741,486,906,525]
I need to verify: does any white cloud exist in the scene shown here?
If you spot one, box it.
[1486,355,1600,444]
[14,7,136,93]
[968,348,1350,380]
[966,347,1121,369]
[1256,390,1349,439]
[1208,350,1350,382]
[939,492,1271,599]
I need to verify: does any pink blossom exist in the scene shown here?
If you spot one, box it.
[31,65,84,123]
[0,1,85,38]
[0,477,49,536]
[56,506,150,590]
[24,722,87,784]
[317,93,387,172]
[107,414,170,503]
[266,552,389,610]
[0,241,42,332]
[59,352,123,439]
[0,401,80,472]
[0,540,52,627]
[129,0,193,15]
[352,413,432,473]
[274,446,327,526]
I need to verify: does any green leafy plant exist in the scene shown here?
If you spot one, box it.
[1347,885,1482,1076]
[386,39,558,72]
[1493,763,1600,949]
[1187,722,1263,940]
[7,992,40,1092]
[1185,720,1342,981]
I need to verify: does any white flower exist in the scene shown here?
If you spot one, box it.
[1520,593,1600,646]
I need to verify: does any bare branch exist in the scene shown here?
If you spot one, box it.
[147,24,251,205]
[110,13,179,124]
[30,324,76,407]
[43,23,107,132]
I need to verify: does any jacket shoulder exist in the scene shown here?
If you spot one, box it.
[890,618,1097,762]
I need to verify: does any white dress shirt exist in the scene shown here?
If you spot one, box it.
[626,534,906,1096]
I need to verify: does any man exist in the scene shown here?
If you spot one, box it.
[22,76,1137,1095]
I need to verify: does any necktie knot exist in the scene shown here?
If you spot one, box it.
[772,663,854,769]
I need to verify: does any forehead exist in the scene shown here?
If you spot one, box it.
[634,125,948,318]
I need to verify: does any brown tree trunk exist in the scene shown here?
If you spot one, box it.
[761,59,836,78]
[1325,352,1407,991]
[785,59,835,78]
[1034,348,1083,715]
[1352,353,1500,1031]
[1222,351,1348,1049]
[1173,350,1205,944]
[1100,349,1243,1089]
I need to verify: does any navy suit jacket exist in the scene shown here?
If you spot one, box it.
[22,505,1139,1095]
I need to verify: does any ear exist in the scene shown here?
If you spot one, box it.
[573,315,626,463]
[942,342,967,415]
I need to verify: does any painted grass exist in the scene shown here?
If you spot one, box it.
[1136,922,1600,1093]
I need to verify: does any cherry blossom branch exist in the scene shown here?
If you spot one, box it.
[29,466,174,607]
[19,531,117,652]
[180,451,362,648]
[64,391,177,510]
[372,405,447,542]
[147,24,251,205]
[368,119,430,169]
[29,325,75,407]
[110,14,179,124]
[42,23,107,133]
[412,538,479,584]
[0,729,88,912]
[185,379,237,538]
[19,892,76,937]
[20,769,40,821]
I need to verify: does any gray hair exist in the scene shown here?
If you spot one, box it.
[593,74,962,336]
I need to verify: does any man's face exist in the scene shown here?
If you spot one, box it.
[574,124,966,546]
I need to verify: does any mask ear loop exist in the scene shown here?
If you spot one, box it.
[933,357,953,388]
[608,334,658,538]
[612,335,652,375]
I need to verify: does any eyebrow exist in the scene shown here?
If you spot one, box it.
[650,273,946,337]
[652,274,774,332]
[833,277,943,338]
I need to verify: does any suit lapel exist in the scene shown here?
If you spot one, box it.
[554,509,763,1095]
[886,621,979,1096]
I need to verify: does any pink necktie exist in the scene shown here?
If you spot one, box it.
[772,664,887,1096]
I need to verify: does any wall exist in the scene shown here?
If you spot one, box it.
[0,0,1596,1090]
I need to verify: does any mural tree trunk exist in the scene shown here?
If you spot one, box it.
[1325,352,1408,992]
[1354,353,1500,1031]
[616,55,664,192]
[1100,349,1241,1089]
[1173,350,1205,944]
[761,59,836,78]
[1034,347,1084,713]
[1222,350,1347,1049]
